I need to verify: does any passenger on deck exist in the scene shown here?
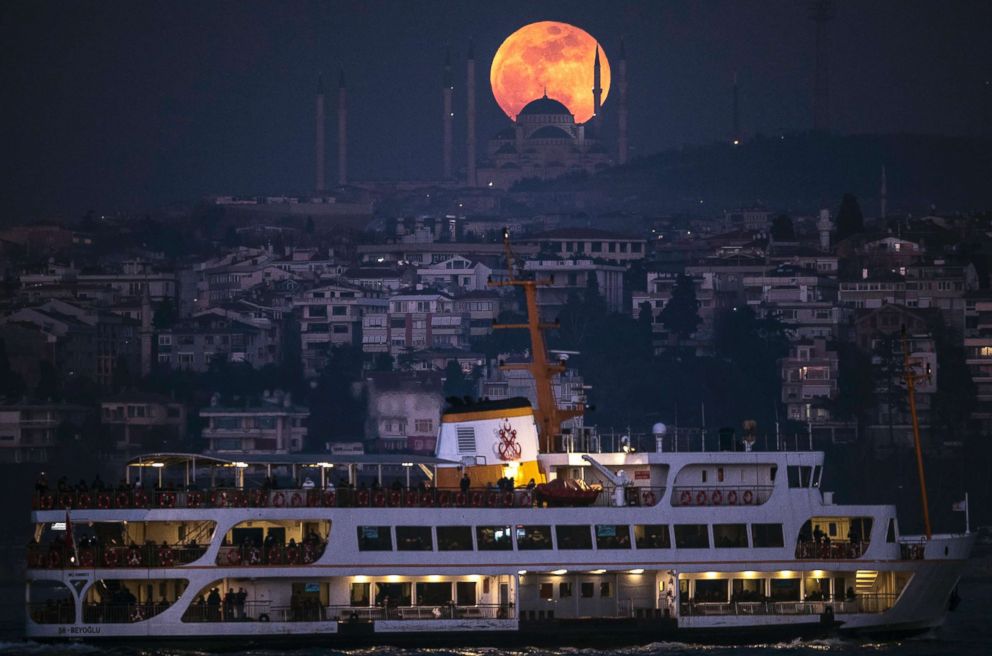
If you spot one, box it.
[35,472,49,495]
[460,473,471,493]
[302,477,315,490]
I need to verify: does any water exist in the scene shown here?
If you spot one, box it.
[1,577,988,656]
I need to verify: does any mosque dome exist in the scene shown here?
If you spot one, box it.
[518,95,572,117]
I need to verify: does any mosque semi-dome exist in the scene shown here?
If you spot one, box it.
[518,95,572,117]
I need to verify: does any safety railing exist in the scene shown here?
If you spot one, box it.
[27,601,75,624]
[670,485,774,507]
[795,540,868,560]
[215,542,327,567]
[333,604,513,621]
[82,601,174,623]
[678,594,896,616]
[899,542,926,560]
[28,543,208,569]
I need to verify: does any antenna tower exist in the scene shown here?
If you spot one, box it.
[810,0,835,132]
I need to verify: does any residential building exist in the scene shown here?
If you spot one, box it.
[523,259,625,315]
[364,371,444,454]
[523,228,647,264]
[417,256,493,293]
[100,392,187,451]
[293,281,387,376]
[0,403,91,463]
[779,338,839,423]
[200,391,308,454]
[156,314,280,371]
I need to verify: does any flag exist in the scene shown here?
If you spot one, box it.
[952,498,968,512]
[64,509,78,565]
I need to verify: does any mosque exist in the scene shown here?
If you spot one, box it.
[314,38,629,191]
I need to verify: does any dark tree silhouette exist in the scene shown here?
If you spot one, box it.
[770,214,796,241]
[658,274,702,342]
[835,193,865,242]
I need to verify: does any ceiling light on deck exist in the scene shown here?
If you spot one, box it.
[233,462,248,468]
[150,462,164,468]
[517,570,527,575]
[588,569,606,574]
[318,462,335,468]
[550,569,568,576]
[627,569,645,575]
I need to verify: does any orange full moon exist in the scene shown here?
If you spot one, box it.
[490,21,610,125]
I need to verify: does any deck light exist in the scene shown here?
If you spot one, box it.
[588,569,606,574]
[517,570,527,575]
[627,569,645,575]
[550,569,568,575]
[233,462,248,468]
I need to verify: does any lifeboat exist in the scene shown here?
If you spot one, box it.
[534,478,602,507]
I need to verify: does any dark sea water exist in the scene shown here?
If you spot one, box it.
[1,575,989,656]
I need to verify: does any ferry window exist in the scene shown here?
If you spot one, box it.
[673,524,709,549]
[350,582,371,606]
[770,465,778,482]
[713,524,748,548]
[396,526,432,551]
[701,470,708,483]
[886,518,896,543]
[717,467,725,482]
[732,579,763,601]
[812,465,822,487]
[751,523,785,548]
[516,525,553,550]
[357,526,392,551]
[581,582,594,598]
[476,525,512,551]
[437,526,473,551]
[560,582,573,598]
[376,582,411,606]
[787,466,801,488]
[804,576,830,601]
[600,582,612,598]
[800,466,813,487]
[769,578,801,602]
[539,583,554,600]
[693,579,728,602]
[456,581,476,605]
[555,525,593,549]
[595,525,631,549]
[418,582,452,605]
[634,524,671,549]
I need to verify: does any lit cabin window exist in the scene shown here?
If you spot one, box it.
[516,525,553,550]
[634,524,671,549]
[595,525,631,549]
[476,525,512,551]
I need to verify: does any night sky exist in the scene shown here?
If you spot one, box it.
[2,0,990,219]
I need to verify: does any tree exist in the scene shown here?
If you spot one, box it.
[770,214,795,241]
[658,274,702,342]
[153,298,178,329]
[871,333,906,447]
[833,341,876,425]
[305,216,316,235]
[835,193,865,243]
[0,337,26,399]
[442,360,475,399]
[371,352,395,372]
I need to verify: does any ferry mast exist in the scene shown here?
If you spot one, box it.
[489,228,584,452]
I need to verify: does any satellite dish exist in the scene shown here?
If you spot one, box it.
[652,422,668,436]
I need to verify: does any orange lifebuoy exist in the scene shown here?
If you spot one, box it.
[502,492,514,507]
[518,491,532,507]
[267,546,281,563]
[48,551,62,568]
[132,490,147,508]
[642,490,657,506]
[389,491,401,507]
[357,490,369,506]
[743,489,754,504]
[404,490,417,506]
[59,493,73,509]
[323,490,336,507]
[247,547,261,565]
[727,490,738,505]
[419,492,433,507]
[97,493,112,509]
[79,549,94,567]
[711,490,723,505]
[159,492,176,508]
[372,491,386,507]
[471,491,483,508]
[78,492,93,508]
[116,491,130,508]
[696,491,708,506]
[487,492,499,508]
[440,491,453,507]
[226,548,241,565]
[158,546,174,567]
[679,490,692,506]
[286,544,299,564]
[103,548,119,567]
[188,491,202,508]
[455,492,466,507]
[272,492,286,507]
[41,494,54,510]
[290,492,303,508]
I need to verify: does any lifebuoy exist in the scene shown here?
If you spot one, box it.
[440,491,453,507]
[290,492,304,508]
[323,491,336,507]
[127,547,142,567]
[357,490,369,506]
[212,490,225,507]
[389,491,401,507]
[502,492,514,507]
[103,548,119,567]
[286,544,299,564]
[48,551,62,568]
[743,489,754,504]
[159,492,176,508]
[267,546,281,563]
[420,492,433,507]
[247,547,262,565]
[59,493,73,509]
[518,491,532,507]
[727,490,738,505]
[302,544,315,564]
[132,490,147,508]
[78,492,92,508]
[404,491,417,507]
[696,491,708,506]
[272,492,286,507]
[116,491,130,508]
[642,490,657,506]
[711,490,723,505]
[79,549,94,567]
[41,494,54,510]
[158,546,174,567]
[97,493,111,509]
[226,548,241,565]
[487,492,499,508]
[471,491,483,508]
[306,491,319,508]
[372,491,386,507]
[188,491,202,508]
[679,490,692,506]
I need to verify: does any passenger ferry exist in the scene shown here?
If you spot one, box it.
[24,400,973,645]
[24,233,973,645]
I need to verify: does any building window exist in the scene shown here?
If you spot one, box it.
[414,419,433,433]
